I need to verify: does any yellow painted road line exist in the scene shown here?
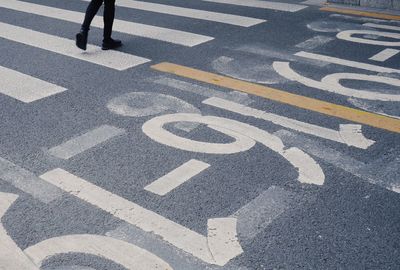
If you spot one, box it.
[151,62,400,133]
[320,6,400,21]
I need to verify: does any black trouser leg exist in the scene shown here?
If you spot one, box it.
[103,0,116,41]
[82,0,103,32]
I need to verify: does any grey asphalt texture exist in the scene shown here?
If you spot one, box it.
[1,0,400,269]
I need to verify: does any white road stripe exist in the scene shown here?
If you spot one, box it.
[0,22,149,71]
[0,193,40,270]
[48,125,125,160]
[295,51,400,74]
[369,48,400,62]
[144,159,210,196]
[82,0,265,27]
[0,66,66,103]
[40,168,243,266]
[24,235,174,270]
[0,157,63,203]
[202,0,307,12]
[363,23,400,32]
[0,0,213,47]
[295,36,334,50]
[203,97,374,149]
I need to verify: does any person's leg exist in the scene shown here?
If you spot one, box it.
[76,0,103,50]
[102,0,122,50]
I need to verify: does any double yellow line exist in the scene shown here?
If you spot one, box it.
[152,62,400,133]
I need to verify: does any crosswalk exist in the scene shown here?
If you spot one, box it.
[0,0,308,103]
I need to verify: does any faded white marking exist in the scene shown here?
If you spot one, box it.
[0,157,63,203]
[0,22,149,71]
[337,30,400,46]
[48,125,125,160]
[348,97,400,119]
[0,66,66,103]
[143,113,324,185]
[0,0,213,47]
[276,129,400,194]
[145,159,210,196]
[202,0,307,12]
[154,77,253,105]
[40,168,243,266]
[0,192,40,270]
[295,51,400,74]
[273,61,400,101]
[363,23,400,32]
[330,14,388,23]
[301,0,325,5]
[295,36,334,49]
[211,56,287,85]
[24,234,174,269]
[92,0,266,27]
[203,97,374,149]
[369,48,400,62]
[207,218,243,266]
[232,186,297,241]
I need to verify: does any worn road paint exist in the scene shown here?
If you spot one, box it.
[273,61,400,101]
[48,125,126,160]
[145,159,210,196]
[337,30,400,46]
[39,168,243,266]
[0,66,66,103]
[143,113,324,185]
[369,48,400,62]
[203,0,307,12]
[320,7,400,21]
[94,0,265,27]
[203,97,374,149]
[0,192,40,270]
[0,22,149,71]
[295,36,335,49]
[0,0,213,47]
[24,234,174,269]
[295,51,400,74]
[0,157,63,203]
[154,77,253,105]
[151,62,400,133]
[232,186,296,242]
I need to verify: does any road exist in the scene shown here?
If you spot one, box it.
[1,0,400,269]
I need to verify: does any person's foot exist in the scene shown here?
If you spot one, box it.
[102,38,122,50]
[76,30,88,50]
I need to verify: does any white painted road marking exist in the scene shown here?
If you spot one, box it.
[0,193,40,270]
[203,97,374,149]
[0,22,149,71]
[144,159,210,196]
[0,157,63,203]
[202,0,307,12]
[0,66,66,103]
[143,113,324,185]
[295,36,335,50]
[48,125,125,160]
[39,168,243,266]
[295,51,400,74]
[369,48,400,62]
[337,30,400,46]
[89,0,266,27]
[0,0,213,47]
[24,234,174,270]
[273,61,400,101]
[363,23,400,32]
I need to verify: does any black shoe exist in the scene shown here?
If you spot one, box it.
[76,30,88,50]
[102,38,122,50]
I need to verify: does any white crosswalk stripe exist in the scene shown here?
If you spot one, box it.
[202,0,307,12]
[0,22,150,71]
[0,0,214,47]
[0,65,66,103]
[95,0,266,27]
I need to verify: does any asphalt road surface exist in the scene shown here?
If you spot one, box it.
[1,0,400,269]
